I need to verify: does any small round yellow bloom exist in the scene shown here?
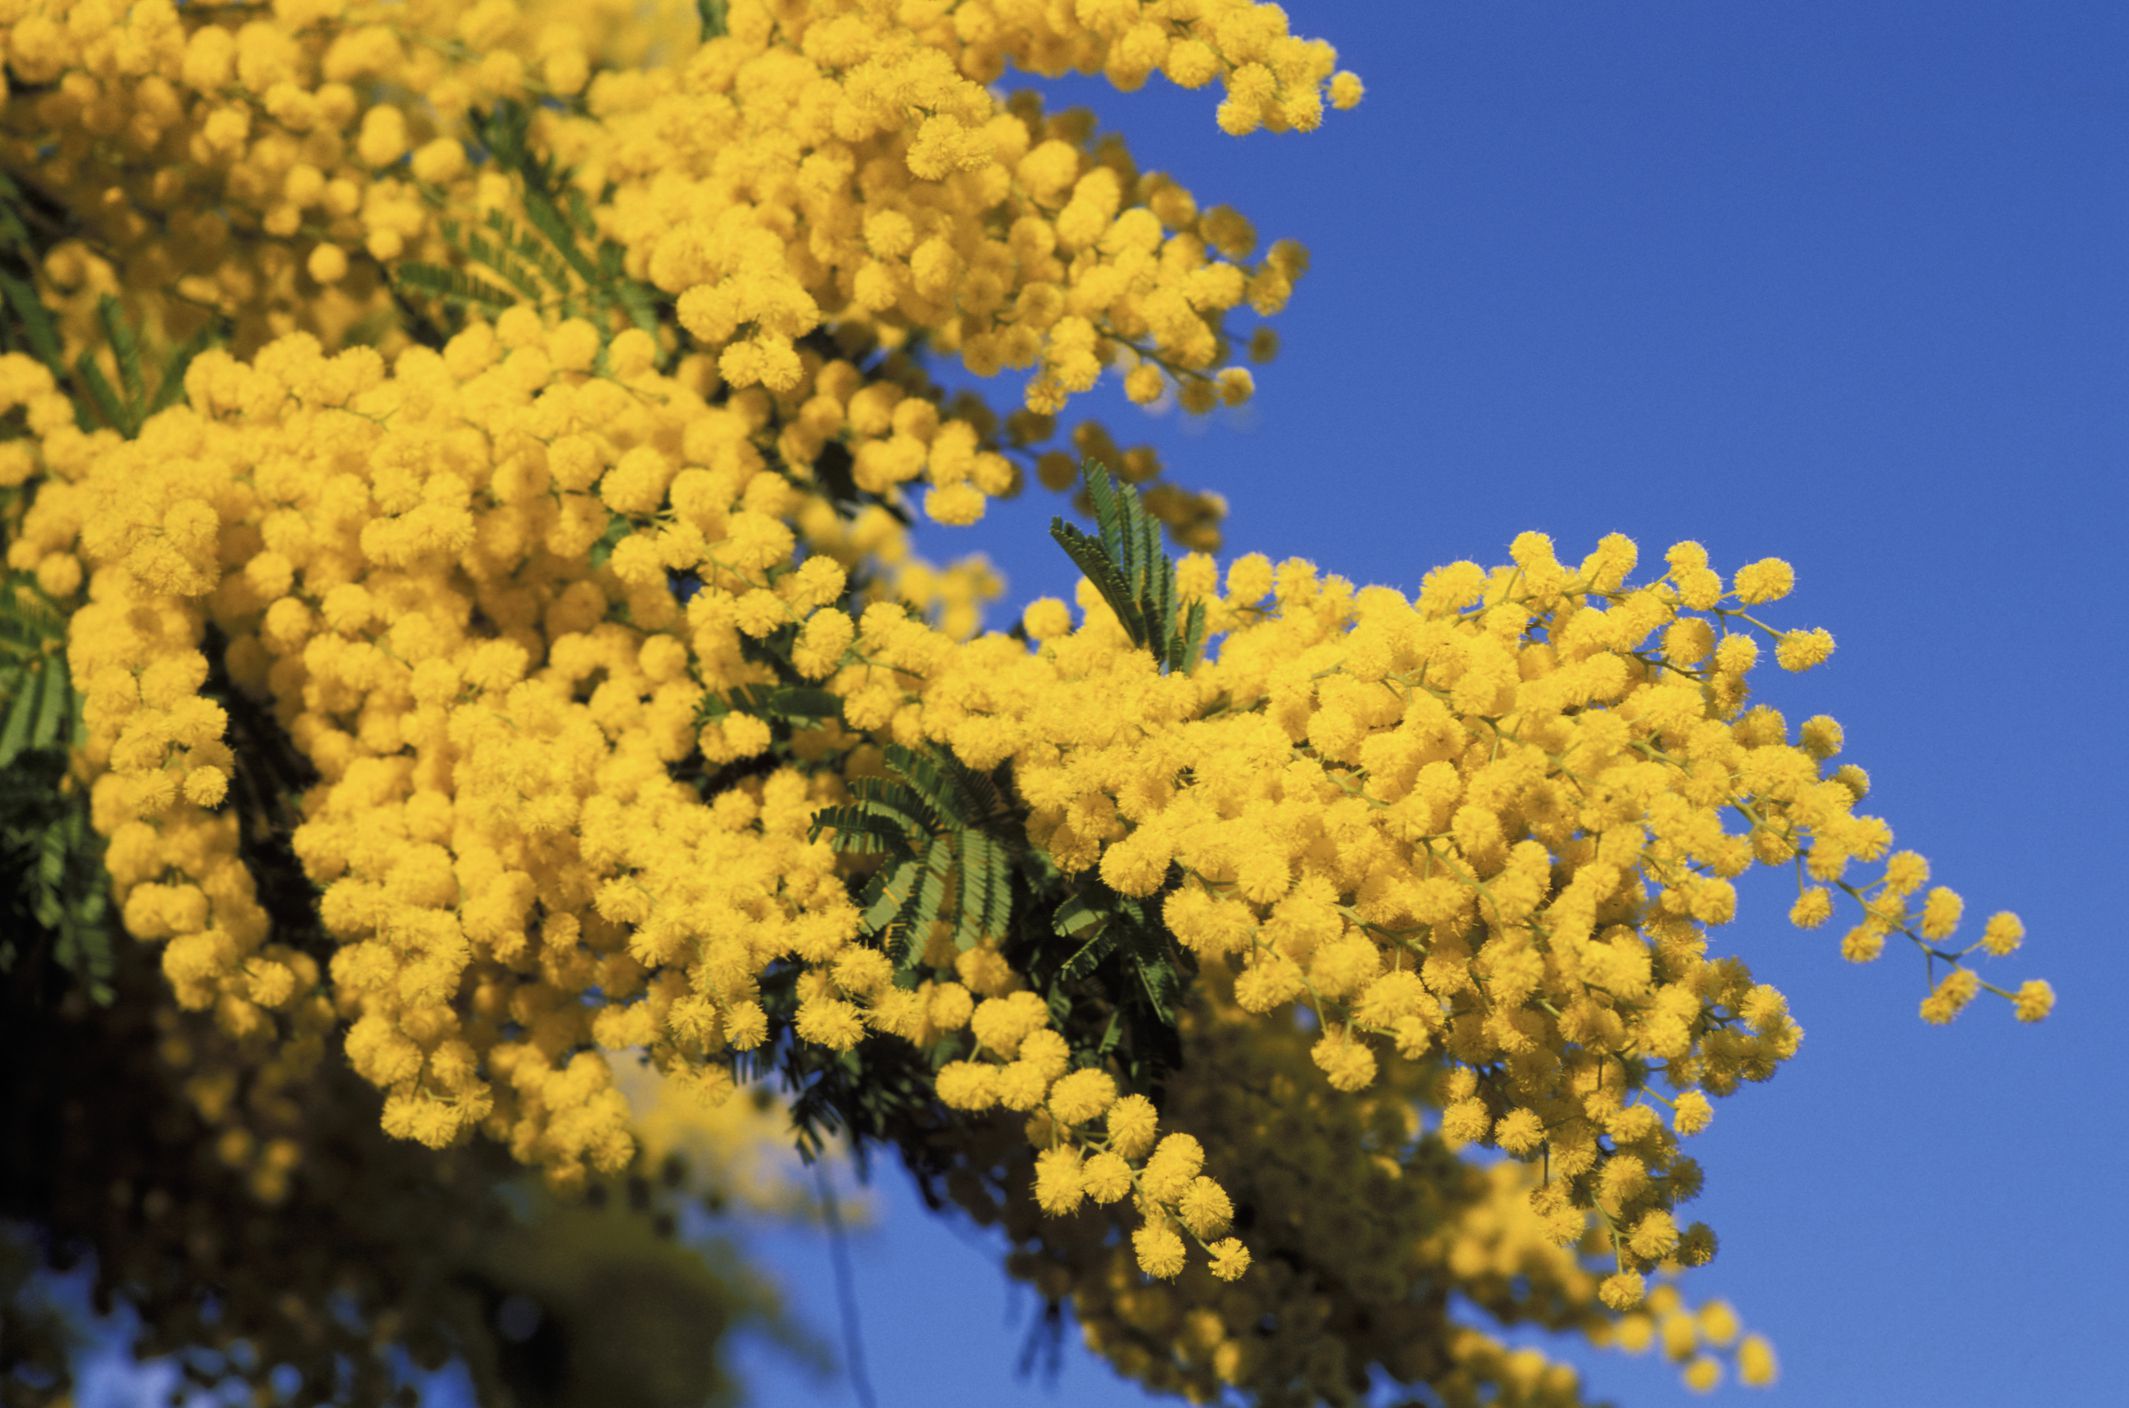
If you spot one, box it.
[1774,627,1835,671]
[1738,1333,1779,1386]
[1123,364,1165,404]
[1131,1223,1187,1279]
[1176,1175,1233,1239]
[1732,557,1795,604]
[925,483,986,526]
[1981,911,2025,956]
[1082,1151,1133,1204]
[1789,888,1834,929]
[306,243,349,285]
[2013,979,2055,1023]
[1106,1094,1158,1160]
[183,767,229,807]
[1033,1146,1085,1215]
[1310,1031,1377,1091]
[1048,1069,1118,1125]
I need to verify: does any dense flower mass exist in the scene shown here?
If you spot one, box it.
[0,2,2047,1405]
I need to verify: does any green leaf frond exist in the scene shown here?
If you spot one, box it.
[0,574,111,1005]
[393,100,667,353]
[1051,460,1207,674]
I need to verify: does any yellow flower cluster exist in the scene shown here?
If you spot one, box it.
[890,529,2047,1297]
[28,289,2048,1283]
[1598,1284,1779,1394]
[30,326,827,1182]
[558,0,1348,421]
[29,320,1241,1259]
[0,0,588,349]
[956,985,1775,1405]
[927,983,1252,1283]
[4,0,1258,536]
[6,0,2050,1392]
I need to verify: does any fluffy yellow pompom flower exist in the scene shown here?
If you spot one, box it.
[2013,979,2055,1023]
[1124,364,1166,404]
[1107,1094,1159,1160]
[182,768,229,808]
[1599,1272,1646,1310]
[1493,1107,1545,1157]
[305,244,349,286]
[1982,911,2026,956]
[1775,627,1836,671]
[1732,557,1796,604]
[1789,888,1835,929]
[1022,598,1075,641]
[1207,1237,1251,1281]
[1082,1151,1134,1204]
[1033,1146,1086,1215]
[1140,1133,1205,1202]
[1177,1175,1234,1239]
[1048,1069,1119,1125]
[937,1061,1001,1111]
[1132,1223,1188,1279]
[1310,1031,1378,1091]
[1919,886,1965,940]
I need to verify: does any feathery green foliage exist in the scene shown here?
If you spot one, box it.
[1051,461,1207,674]
[0,213,209,437]
[396,101,665,352]
[0,576,111,1004]
[0,575,74,769]
[813,743,1015,966]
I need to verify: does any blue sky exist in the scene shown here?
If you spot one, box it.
[75,4,2127,1406]
[731,4,2129,1408]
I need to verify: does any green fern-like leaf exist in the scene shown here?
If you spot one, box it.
[399,103,670,356]
[0,270,62,376]
[881,742,1006,829]
[840,776,941,835]
[441,221,547,304]
[1119,918,1181,1026]
[983,834,1013,940]
[859,858,921,949]
[1050,461,1207,674]
[1056,915,1117,983]
[906,835,954,949]
[956,829,992,951]
[0,576,113,1005]
[70,347,129,436]
[393,262,518,314]
[485,209,576,299]
[806,805,908,856]
[0,579,74,768]
[729,684,843,724]
[816,745,1023,966]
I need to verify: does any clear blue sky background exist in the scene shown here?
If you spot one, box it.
[729,4,2129,1408]
[82,4,2127,1406]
